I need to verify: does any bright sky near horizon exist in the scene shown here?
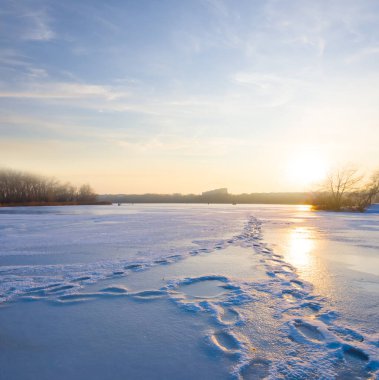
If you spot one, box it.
[1,0,379,194]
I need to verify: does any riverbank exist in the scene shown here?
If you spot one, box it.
[0,201,112,207]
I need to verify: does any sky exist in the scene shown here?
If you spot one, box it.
[1,0,379,194]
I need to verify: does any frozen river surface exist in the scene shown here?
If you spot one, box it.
[0,204,378,379]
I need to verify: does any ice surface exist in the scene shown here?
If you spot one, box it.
[0,204,378,379]
[0,296,233,380]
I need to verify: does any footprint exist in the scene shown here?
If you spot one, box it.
[240,358,271,379]
[343,345,369,362]
[330,327,364,343]
[282,289,303,302]
[47,285,75,293]
[24,289,48,297]
[283,293,298,303]
[71,276,91,282]
[290,280,304,290]
[131,290,165,300]
[167,255,181,260]
[57,293,98,303]
[154,259,170,265]
[273,272,290,280]
[179,279,227,299]
[265,259,282,266]
[210,330,240,354]
[100,286,128,294]
[334,346,371,380]
[219,308,240,325]
[124,264,143,271]
[27,283,61,293]
[292,320,324,342]
[300,301,322,312]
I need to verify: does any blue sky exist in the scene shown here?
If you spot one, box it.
[1,0,379,193]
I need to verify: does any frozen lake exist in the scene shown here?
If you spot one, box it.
[0,204,378,379]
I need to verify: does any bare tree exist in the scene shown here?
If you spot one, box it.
[349,170,379,211]
[321,167,362,210]
[312,166,379,211]
[77,184,97,203]
[0,168,97,205]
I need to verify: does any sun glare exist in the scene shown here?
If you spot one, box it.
[287,227,314,268]
[286,153,328,187]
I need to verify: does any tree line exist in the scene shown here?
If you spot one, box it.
[311,167,379,212]
[98,192,310,205]
[0,168,97,204]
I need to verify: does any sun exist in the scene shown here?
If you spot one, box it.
[286,153,328,187]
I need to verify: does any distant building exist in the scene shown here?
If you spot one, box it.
[202,188,228,197]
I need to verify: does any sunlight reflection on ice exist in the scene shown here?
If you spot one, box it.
[296,205,312,212]
[287,227,314,269]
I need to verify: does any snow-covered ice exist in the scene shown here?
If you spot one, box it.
[0,204,378,379]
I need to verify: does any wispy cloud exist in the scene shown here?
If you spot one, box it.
[0,82,129,100]
[1,1,55,42]
[0,49,31,68]
[20,10,55,41]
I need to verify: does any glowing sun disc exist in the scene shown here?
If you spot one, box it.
[287,154,328,186]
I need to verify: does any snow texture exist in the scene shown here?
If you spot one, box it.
[0,204,378,379]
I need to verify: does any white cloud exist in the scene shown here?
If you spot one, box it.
[21,10,55,41]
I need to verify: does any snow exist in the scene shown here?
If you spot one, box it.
[0,204,378,379]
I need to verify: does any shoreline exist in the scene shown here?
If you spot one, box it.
[1,201,311,207]
[0,201,112,207]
